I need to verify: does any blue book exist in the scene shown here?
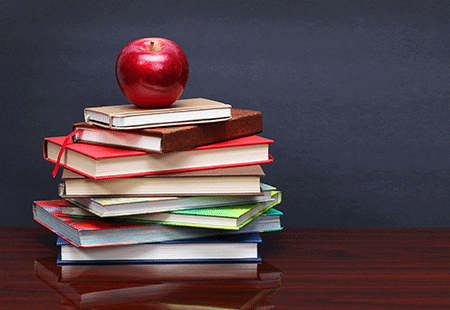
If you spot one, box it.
[57,233,262,264]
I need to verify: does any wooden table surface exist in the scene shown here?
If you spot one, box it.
[2,227,450,309]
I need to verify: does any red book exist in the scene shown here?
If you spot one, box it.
[44,135,273,179]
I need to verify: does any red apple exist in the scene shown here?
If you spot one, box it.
[116,38,189,108]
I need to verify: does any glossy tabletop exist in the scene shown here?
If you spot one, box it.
[2,227,450,309]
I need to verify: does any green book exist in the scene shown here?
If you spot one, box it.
[69,189,282,230]
[63,183,278,217]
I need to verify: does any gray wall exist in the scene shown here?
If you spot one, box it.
[1,0,449,227]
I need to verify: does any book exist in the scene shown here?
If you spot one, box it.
[62,183,278,217]
[32,199,283,247]
[35,257,281,283]
[65,190,282,230]
[56,233,262,264]
[44,135,273,179]
[73,108,262,153]
[84,98,232,129]
[58,165,265,197]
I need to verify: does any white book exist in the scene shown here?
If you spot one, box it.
[57,233,262,263]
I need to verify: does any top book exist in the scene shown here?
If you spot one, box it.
[84,98,232,129]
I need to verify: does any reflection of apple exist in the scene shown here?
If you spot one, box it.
[116,38,189,108]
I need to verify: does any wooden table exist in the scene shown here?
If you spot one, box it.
[2,227,450,309]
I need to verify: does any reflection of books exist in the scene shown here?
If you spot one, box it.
[35,258,281,284]
[34,258,281,309]
[32,199,283,247]
[57,233,262,264]
[62,183,278,217]
[59,165,265,197]
[63,190,281,230]
[84,98,232,130]
[44,134,273,180]
[252,302,275,310]
[160,287,279,310]
[34,259,180,309]
[75,108,262,153]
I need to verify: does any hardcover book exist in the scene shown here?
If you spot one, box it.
[58,165,265,197]
[32,199,283,247]
[66,190,282,230]
[62,183,277,217]
[44,135,273,179]
[84,98,232,129]
[73,108,262,153]
[56,233,262,264]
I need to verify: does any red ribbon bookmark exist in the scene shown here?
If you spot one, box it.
[52,129,83,178]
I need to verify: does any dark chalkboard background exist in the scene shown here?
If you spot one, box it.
[1,0,449,227]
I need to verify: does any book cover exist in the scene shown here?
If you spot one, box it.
[59,165,265,197]
[74,108,262,153]
[150,190,281,230]
[62,183,277,217]
[84,98,232,129]
[44,135,273,179]
[66,189,282,230]
[56,233,262,264]
[32,199,283,247]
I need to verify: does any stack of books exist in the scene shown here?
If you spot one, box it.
[33,97,283,264]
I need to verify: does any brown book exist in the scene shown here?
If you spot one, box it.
[58,165,266,197]
[73,108,262,153]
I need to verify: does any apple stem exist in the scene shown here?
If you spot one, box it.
[151,41,155,52]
